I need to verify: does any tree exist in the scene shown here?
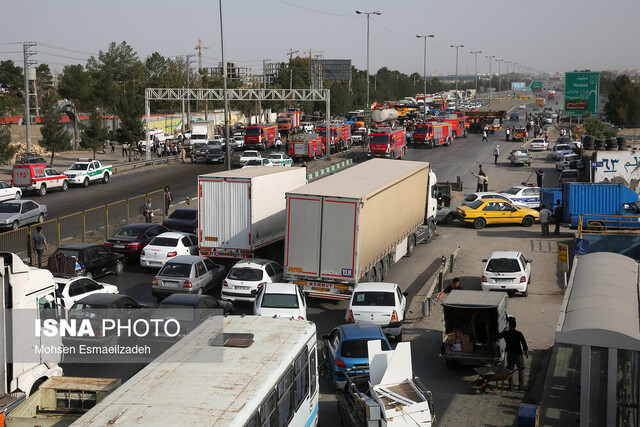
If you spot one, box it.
[604,75,640,127]
[39,106,71,165]
[80,110,110,157]
[115,84,144,160]
[87,41,146,94]
[0,60,22,91]
[59,65,93,110]
[583,112,618,139]
[0,126,17,165]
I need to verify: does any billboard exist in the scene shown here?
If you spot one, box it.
[309,59,352,82]
[564,72,600,116]
[511,82,526,91]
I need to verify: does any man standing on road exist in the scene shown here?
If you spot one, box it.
[472,166,486,192]
[553,200,564,235]
[493,145,500,164]
[539,204,552,236]
[32,226,49,268]
[499,317,529,391]
[506,127,510,142]
[164,186,173,216]
[437,277,462,302]
[275,137,283,152]
[535,169,544,188]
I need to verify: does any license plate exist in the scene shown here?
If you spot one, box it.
[312,287,328,292]
[163,281,179,288]
[235,286,250,290]
[113,244,125,248]
[496,278,513,283]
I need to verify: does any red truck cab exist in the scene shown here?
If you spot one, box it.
[368,127,406,159]
[411,122,453,148]
[244,124,278,150]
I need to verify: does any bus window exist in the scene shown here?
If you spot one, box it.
[276,368,293,426]
[259,391,276,426]
[293,347,309,410]
[309,348,317,398]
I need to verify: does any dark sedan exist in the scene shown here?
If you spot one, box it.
[53,244,125,279]
[104,223,168,260]
[162,207,197,234]
[205,147,225,164]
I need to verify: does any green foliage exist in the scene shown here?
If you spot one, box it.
[583,113,619,139]
[604,75,640,127]
[0,126,16,165]
[39,106,71,165]
[59,65,93,110]
[115,84,144,146]
[0,60,22,91]
[80,110,110,157]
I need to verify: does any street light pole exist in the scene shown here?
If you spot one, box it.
[416,34,435,118]
[356,10,381,146]
[497,59,503,98]
[450,44,463,108]
[219,0,231,170]
[470,50,482,104]
[486,55,495,107]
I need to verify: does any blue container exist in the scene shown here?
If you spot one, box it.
[563,183,640,227]
[517,403,539,427]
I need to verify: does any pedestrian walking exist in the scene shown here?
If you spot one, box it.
[482,128,488,142]
[498,317,529,391]
[544,129,548,140]
[121,143,126,157]
[164,186,173,216]
[506,127,510,142]
[553,200,563,235]
[535,169,544,188]
[32,226,49,268]
[181,145,186,164]
[144,198,154,223]
[275,137,283,152]
[493,145,500,164]
[110,142,115,153]
[539,204,552,236]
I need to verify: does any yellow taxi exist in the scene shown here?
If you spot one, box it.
[456,198,539,229]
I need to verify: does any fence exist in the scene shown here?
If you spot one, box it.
[0,189,167,265]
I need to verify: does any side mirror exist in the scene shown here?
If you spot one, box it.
[527,259,533,263]
[402,292,409,296]
[481,259,488,262]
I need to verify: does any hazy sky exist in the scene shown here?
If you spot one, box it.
[3,0,638,78]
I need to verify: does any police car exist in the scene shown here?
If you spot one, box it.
[267,153,293,167]
[64,159,113,187]
[500,186,541,209]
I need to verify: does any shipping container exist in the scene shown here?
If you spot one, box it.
[284,159,437,299]
[198,167,307,259]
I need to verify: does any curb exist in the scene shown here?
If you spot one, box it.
[306,159,353,181]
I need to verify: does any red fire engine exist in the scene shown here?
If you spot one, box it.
[411,122,453,148]
[368,127,406,159]
[316,123,352,153]
[244,123,278,149]
[289,133,324,161]
[442,114,469,138]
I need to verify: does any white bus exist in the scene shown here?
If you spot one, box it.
[73,316,319,426]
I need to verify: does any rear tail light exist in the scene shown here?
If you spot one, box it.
[335,358,346,368]
[183,280,193,289]
[391,310,398,323]
[152,278,158,287]
[482,275,487,282]
[520,276,526,283]
[298,316,305,320]
[104,242,113,248]
[222,280,228,287]
[125,242,141,248]
[346,310,354,322]
[257,282,266,289]
[167,251,177,258]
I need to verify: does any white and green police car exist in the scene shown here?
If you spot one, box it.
[266,153,293,167]
[64,159,113,187]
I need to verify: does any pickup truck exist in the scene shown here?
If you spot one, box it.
[64,159,112,187]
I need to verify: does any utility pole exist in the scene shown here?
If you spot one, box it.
[416,34,435,119]
[287,49,299,91]
[194,39,210,73]
[486,55,495,106]
[356,10,381,148]
[498,59,504,97]
[470,50,482,103]
[219,0,231,170]
[185,55,194,131]
[450,44,463,108]
[23,42,36,152]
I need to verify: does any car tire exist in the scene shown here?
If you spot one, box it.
[444,213,455,225]
[84,271,93,280]
[83,177,90,188]
[114,260,124,275]
[473,218,486,229]
[102,173,110,184]
[38,185,46,196]
[522,216,534,227]
[14,192,21,200]
[11,221,19,230]
[37,214,44,223]
[61,181,69,191]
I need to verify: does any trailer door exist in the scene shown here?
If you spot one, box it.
[319,197,358,280]
[285,195,322,277]
[199,178,250,250]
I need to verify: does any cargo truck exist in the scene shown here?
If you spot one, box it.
[541,183,640,230]
[276,110,300,135]
[189,121,216,142]
[283,159,437,300]
[198,167,308,260]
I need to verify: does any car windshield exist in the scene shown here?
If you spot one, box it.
[341,338,391,358]
[556,145,571,151]
[0,203,20,213]
[158,263,191,277]
[113,228,143,238]
[246,159,262,166]
[169,210,196,220]
[149,237,178,247]
[267,154,281,160]
[70,301,108,310]
[503,187,521,195]
[69,163,88,170]
[464,194,478,202]
[151,305,195,322]
[227,268,262,281]
[245,128,261,136]
[352,291,394,306]
[261,293,299,309]
[243,152,259,158]
[467,199,483,209]
[486,258,521,273]
[207,148,223,154]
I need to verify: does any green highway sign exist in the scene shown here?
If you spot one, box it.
[364,107,371,128]
[529,81,543,92]
[564,72,600,116]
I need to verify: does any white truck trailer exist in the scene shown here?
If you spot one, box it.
[198,167,308,259]
[284,158,437,300]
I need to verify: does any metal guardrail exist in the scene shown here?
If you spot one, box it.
[0,189,167,265]
[578,214,640,237]
[112,155,180,174]
[422,246,460,317]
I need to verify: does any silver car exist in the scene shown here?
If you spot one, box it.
[152,255,226,299]
[0,200,47,230]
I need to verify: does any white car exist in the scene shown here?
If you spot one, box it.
[253,282,307,320]
[556,153,585,170]
[140,232,199,268]
[529,138,548,151]
[301,122,315,133]
[239,150,261,166]
[0,181,21,202]
[232,135,245,149]
[552,144,574,160]
[267,153,293,167]
[544,116,553,124]
[346,282,407,340]
[55,276,119,310]
[519,104,527,109]
[221,258,284,302]
[211,135,224,145]
[500,186,541,209]
[242,159,274,168]
[462,192,528,208]
[481,251,532,296]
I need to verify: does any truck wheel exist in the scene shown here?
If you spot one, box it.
[406,234,416,257]
[444,213,455,225]
[380,258,389,279]
[366,268,376,282]
[83,177,90,188]
[522,216,534,227]
[375,262,383,281]
[586,221,604,232]
[102,172,110,184]
[473,218,486,229]
[61,181,69,191]
[38,185,46,196]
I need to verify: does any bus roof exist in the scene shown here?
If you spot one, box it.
[74,316,316,426]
